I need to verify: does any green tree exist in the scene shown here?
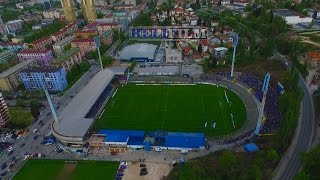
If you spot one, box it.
[64,43,72,51]
[9,107,33,129]
[266,149,279,163]
[101,55,113,67]
[16,98,25,107]
[30,99,40,108]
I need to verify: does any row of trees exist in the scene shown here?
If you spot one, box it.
[24,21,66,43]
[277,69,303,150]
[66,61,91,88]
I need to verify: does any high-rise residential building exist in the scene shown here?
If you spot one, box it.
[61,0,76,22]
[0,60,36,91]
[17,49,54,66]
[20,66,68,92]
[81,0,97,23]
[0,92,9,128]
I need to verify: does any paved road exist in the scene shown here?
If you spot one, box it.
[273,52,315,180]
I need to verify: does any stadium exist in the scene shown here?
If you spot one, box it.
[51,66,259,153]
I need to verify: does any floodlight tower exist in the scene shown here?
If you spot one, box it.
[230,33,239,78]
[254,73,271,136]
[41,77,59,124]
[95,36,103,71]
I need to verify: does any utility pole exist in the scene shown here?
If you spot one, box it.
[230,33,238,78]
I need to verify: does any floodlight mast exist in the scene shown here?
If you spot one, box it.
[41,76,59,124]
[230,33,238,78]
[254,73,271,136]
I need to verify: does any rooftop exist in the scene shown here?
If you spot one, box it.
[53,36,75,46]
[274,9,306,18]
[306,51,320,58]
[0,60,35,78]
[108,66,128,75]
[20,66,62,73]
[18,49,51,54]
[53,69,115,137]
[118,43,158,60]
[71,38,95,43]
[53,48,80,64]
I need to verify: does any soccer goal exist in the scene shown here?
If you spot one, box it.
[65,161,77,165]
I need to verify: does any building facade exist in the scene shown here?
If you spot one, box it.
[20,67,68,92]
[43,9,61,19]
[0,42,27,51]
[165,48,183,64]
[17,49,54,66]
[52,48,82,71]
[0,20,24,35]
[81,0,97,22]
[274,9,313,25]
[71,38,97,56]
[61,0,76,22]
[29,36,53,50]
[0,50,15,64]
[0,60,36,91]
[53,35,75,55]
[0,92,9,128]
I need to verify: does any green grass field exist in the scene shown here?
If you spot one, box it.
[93,84,246,137]
[14,159,119,180]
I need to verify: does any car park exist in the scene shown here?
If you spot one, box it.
[20,143,25,148]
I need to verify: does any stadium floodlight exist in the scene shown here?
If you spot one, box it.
[95,36,103,71]
[230,33,238,78]
[254,73,271,136]
[40,76,59,124]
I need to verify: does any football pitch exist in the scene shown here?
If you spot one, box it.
[93,84,246,137]
[14,159,119,180]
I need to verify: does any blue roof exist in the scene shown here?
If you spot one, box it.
[106,134,129,143]
[127,137,144,145]
[164,132,205,148]
[98,129,145,138]
[244,143,259,153]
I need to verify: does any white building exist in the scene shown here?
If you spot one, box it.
[166,48,183,64]
[43,9,61,19]
[214,47,228,58]
[274,9,313,25]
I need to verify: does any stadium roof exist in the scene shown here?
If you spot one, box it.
[108,66,128,75]
[53,69,115,137]
[118,43,157,61]
[106,134,129,143]
[98,130,145,138]
[164,132,205,148]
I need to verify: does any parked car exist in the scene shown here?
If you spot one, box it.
[33,129,38,134]
[38,120,43,125]
[140,167,147,172]
[1,163,7,170]
[116,173,124,177]
[20,143,25,148]
[0,171,7,176]
[140,171,148,176]
[117,168,124,173]
[33,135,39,140]
[140,164,146,167]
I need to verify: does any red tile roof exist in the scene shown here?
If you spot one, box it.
[192,53,202,59]
[201,52,209,57]
[31,36,52,45]
[200,39,209,46]
[306,51,320,59]
[182,46,192,54]
[71,38,95,43]
[85,22,99,29]
[74,30,97,34]
[18,49,51,54]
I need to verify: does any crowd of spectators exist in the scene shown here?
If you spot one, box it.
[311,69,320,86]
[85,85,114,118]
[217,130,253,145]
[200,71,282,136]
